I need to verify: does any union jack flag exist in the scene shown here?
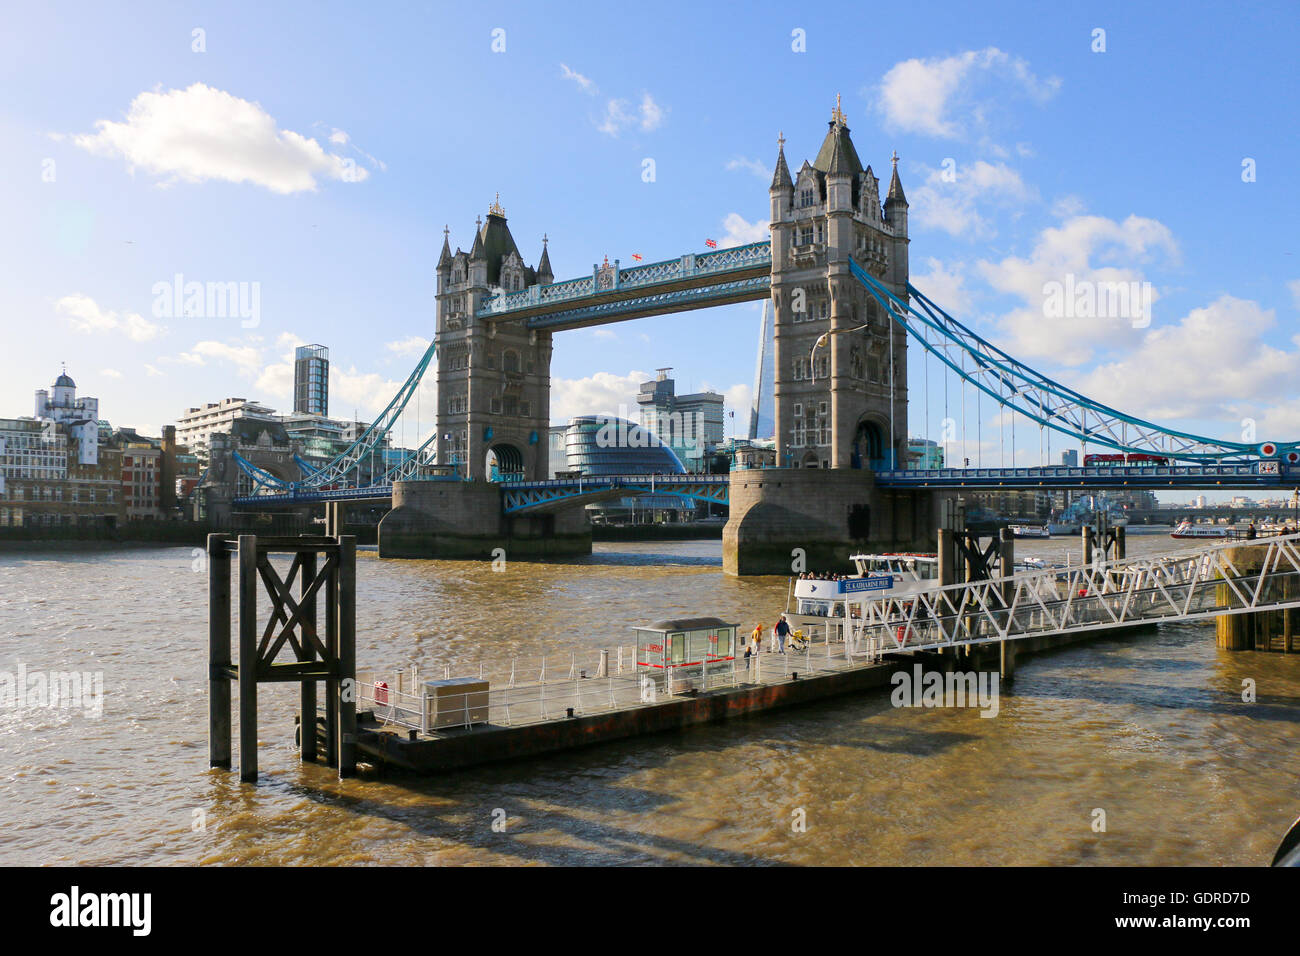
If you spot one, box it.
[704,238,717,248]
[631,253,642,261]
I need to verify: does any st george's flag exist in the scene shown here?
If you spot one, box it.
[631,253,642,261]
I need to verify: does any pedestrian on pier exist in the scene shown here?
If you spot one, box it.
[1247,522,1257,540]
[747,623,763,658]
[775,615,791,653]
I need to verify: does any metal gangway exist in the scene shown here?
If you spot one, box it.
[847,532,1300,654]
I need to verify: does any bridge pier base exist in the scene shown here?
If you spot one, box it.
[378,480,592,560]
[723,468,949,576]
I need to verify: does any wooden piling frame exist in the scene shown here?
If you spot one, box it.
[206,533,357,783]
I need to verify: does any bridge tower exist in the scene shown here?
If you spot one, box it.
[725,101,940,575]
[769,99,909,470]
[435,197,554,481]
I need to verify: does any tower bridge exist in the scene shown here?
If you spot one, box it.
[213,99,1300,574]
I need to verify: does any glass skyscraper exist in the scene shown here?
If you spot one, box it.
[294,344,329,416]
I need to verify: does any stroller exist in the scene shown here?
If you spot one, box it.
[788,628,809,652]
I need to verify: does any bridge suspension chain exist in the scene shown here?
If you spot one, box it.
[848,259,1293,462]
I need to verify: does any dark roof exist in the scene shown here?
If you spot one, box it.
[437,232,453,270]
[771,141,793,191]
[812,121,863,178]
[537,241,553,278]
[54,372,76,388]
[886,162,907,206]
[638,617,738,633]
[231,418,289,446]
[473,212,522,284]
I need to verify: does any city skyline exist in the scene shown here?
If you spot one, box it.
[3,2,1298,503]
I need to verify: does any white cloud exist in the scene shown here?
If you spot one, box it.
[100,368,122,379]
[726,156,773,181]
[328,129,349,145]
[560,63,597,94]
[638,93,665,131]
[876,47,1060,140]
[596,92,665,136]
[550,370,651,423]
[1071,296,1299,425]
[56,293,163,342]
[176,339,263,373]
[144,364,163,377]
[592,329,617,340]
[911,257,972,315]
[386,335,431,357]
[72,83,367,193]
[977,213,1179,364]
[909,159,1037,238]
[719,213,769,248]
[1288,279,1300,311]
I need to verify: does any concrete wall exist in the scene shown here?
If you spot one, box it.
[378,479,591,560]
[723,467,945,576]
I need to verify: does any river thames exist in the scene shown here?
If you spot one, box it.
[1,536,1298,865]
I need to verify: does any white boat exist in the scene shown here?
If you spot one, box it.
[787,553,940,631]
[1009,523,1051,539]
[1170,520,1233,540]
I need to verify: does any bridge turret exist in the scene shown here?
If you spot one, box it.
[770,131,793,219]
[884,152,908,235]
[537,235,553,286]
[436,225,453,291]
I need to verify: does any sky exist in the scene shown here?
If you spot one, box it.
[2,0,1298,502]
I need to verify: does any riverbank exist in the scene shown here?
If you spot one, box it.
[0,522,212,550]
[592,522,724,541]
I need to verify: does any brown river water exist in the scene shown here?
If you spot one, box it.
[1,533,1298,866]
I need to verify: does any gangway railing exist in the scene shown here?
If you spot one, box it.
[848,532,1300,653]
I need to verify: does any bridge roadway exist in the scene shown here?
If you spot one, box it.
[231,460,1300,509]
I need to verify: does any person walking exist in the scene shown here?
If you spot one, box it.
[774,615,791,654]
[746,623,763,659]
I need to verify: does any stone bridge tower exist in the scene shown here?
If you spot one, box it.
[435,197,554,480]
[769,99,910,471]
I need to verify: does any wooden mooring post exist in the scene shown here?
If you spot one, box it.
[207,532,357,782]
[1216,543,1299,652]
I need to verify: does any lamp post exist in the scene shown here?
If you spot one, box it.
[808,323,870,385]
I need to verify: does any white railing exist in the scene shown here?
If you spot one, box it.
[354,626,884,736]
[849,532,1300,653]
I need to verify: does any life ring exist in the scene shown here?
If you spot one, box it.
[374,680,389,705]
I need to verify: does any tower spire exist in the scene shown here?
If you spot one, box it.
[771,129,793,191]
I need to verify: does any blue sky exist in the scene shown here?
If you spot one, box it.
[3,1,1299,500]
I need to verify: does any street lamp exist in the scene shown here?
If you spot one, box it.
[809,324,870,385]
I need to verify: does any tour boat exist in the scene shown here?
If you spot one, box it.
[1009,523,1051,539]
[786,552,940,631]
[1170,520,1232,540]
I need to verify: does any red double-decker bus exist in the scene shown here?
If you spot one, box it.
[1083,453,1170,466]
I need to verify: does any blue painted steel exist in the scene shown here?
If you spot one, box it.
[848,259,1299,462]
[523,276,770,330]
[500,473,730,513]
[478,241,773,318]
[875,462,1300,490]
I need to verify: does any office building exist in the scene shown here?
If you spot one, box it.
[294,344,330,416]
[635,368,725,472]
